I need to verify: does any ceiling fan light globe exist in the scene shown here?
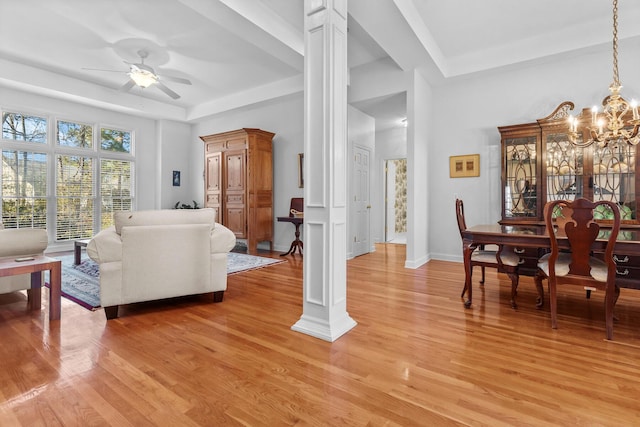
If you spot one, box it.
[129,70,157,88]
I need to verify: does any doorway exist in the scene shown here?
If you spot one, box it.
[352,145,371,257]
[385,158,407,244]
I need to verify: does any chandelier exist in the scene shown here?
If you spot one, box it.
[568,0,640,147]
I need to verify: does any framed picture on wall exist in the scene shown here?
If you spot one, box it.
[173,170,181,186]
[449,154,480,178]
[298,153,304,188]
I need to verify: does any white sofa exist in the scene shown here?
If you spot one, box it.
[86,209,236,319]
[0,224,49,303]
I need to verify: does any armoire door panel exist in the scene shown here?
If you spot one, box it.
[206,141,225,153]
[226,207,246,238]
[206,153,221,191]
[226,193,244,204]
[226,137,248,150]
[225,151,246,192]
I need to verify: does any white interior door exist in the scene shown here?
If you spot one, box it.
[385,160,397,242]
[353,145,371,257]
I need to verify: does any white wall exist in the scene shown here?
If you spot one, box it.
[190,93,304,252]
[157,119,193,209]
[428,39,640,262]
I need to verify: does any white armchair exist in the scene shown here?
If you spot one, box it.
[87,209,236,319]
[0,225,49,305]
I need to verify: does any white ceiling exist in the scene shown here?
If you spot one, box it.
[2,0,640,130]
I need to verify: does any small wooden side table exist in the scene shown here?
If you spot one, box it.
[74,239,91,265]
[277,216,303,256]
[0,255,61,320]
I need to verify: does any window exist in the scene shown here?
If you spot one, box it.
[57,120,93,148]
[56,155,94,240]
[101,127,131,153]
[2,112,47,143]
[100,159,133,229]
[1,150,47,228]
[1,112,135,241]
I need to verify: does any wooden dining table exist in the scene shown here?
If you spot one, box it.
[461,224,640,308]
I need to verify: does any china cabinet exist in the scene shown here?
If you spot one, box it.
[499,101,638,225]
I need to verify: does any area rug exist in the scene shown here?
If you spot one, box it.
[227,252,284,275]
[47,252,285,310]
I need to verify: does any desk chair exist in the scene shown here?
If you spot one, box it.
[535,198,620,340]
[456,199,520,308]
[289,197,303,217]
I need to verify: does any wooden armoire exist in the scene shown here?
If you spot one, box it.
[199,128,275,254]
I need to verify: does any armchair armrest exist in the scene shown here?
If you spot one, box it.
[87,226,123,263]
[0,229,48,258]
[210,223,236,253]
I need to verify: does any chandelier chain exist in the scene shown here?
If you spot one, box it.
[612,0,620,86]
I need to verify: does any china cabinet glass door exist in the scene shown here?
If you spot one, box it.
[544,133,583,202]
[592,143,636,219]
[504,136,537,218]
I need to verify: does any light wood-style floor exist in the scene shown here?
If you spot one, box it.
[1,243,640,426]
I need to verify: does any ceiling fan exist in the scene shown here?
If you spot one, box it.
[83,50,191,99]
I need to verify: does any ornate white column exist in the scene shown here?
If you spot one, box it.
[292,0,357,341]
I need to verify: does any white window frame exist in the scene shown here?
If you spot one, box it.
[1,109,136,245]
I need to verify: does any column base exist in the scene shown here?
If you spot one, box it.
[291,313,357,342]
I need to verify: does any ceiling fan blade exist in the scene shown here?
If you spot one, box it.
[158,75,192,85]
[82,67,126,73]
[155,81,180,99]
[119,80,136,92]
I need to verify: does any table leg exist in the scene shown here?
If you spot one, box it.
[74,241,82,265]
[29,271,42,311]
[280,223,303,256]
[281,240,297,256]
[48,262,61,320]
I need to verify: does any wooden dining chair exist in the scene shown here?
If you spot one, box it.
[534,198,621,340]
[456,199,521,308]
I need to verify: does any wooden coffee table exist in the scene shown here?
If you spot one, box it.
[0,255,61,320]
[74,239,91,265]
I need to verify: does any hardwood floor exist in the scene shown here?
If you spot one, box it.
[1,243,640,426]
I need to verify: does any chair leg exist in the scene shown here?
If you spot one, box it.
[508,272,519,309]
[549,278,558,330]
[460,266,472,298]
[586,289,591,299]
[213,291,224,303]
[534,271,545,309]
[480,266,486,285]
[104,305,119,320]
[605,288,615,340]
